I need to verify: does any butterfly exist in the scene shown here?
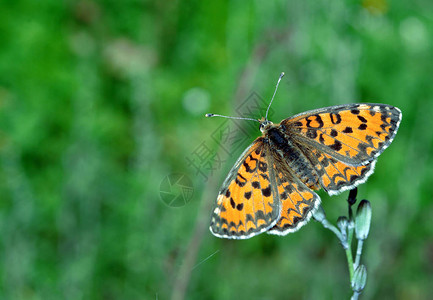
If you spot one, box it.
[206,73,402,239]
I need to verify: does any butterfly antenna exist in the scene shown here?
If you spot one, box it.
[265,72,285,120]
[205,113,259,122]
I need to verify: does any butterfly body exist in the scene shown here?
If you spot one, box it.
[264,124,321,190]
[209,103,401,239]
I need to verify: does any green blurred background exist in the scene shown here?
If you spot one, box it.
[1,0,433,299]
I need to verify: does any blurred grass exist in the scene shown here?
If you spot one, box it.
[0,0,433,299]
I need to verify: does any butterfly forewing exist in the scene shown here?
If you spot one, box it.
[282,103,402,166]
[210,138,281,239]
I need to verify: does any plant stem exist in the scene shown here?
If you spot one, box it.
[345,245,355,282]
[315,188,370,298]
[351,291,360,300]
[317,217,345,247]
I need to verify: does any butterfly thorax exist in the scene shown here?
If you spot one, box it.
[262,123,321,190]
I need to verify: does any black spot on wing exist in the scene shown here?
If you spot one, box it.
[230,197,236,209]
[330,129,338,137]
[358,123,367,130]
[343,127,353,133]
[330,113,342,124]
[329,140,342,151]
[262,186,271,197]
[357,115,367,123]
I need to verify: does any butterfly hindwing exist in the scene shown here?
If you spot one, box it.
[267,152,320,235]
[310,150,376,195]
[281,103,402,165]
[210,137,281,239]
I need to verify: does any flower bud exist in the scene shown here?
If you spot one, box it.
[355,200,372,240]
[352,264,367,292]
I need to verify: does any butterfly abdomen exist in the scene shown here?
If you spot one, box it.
[266,126,320,190]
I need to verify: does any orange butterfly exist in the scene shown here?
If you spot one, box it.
[207,73,402,239]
